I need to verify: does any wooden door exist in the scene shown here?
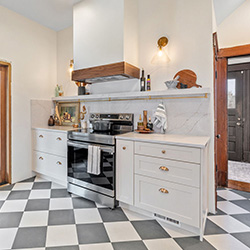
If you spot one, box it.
[0,66,7,185]
[228,71,243,161]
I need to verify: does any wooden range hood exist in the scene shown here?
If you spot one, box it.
[72,61,140,84]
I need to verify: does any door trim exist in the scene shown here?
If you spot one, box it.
[228,180,250,192]
[0,61,12,184]
[215,43,250,190]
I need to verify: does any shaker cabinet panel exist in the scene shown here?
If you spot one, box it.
[116,140,134,205]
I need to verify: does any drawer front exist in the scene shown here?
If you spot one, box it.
[32,151,49,175]
[32,130,67,156]
[135,155,200,188]
[135,142,200,164]
[135,175,200,227]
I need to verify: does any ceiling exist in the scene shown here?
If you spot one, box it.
[0,0,82,31]
[213,0,246,25]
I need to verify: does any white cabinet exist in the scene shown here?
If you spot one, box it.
[116,140,134,205]
[116,136,209,241]
[32,128,67,185]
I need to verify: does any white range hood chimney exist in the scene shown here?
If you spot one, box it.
[73,0,139,83]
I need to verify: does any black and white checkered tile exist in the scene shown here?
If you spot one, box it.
[1,177,250,250]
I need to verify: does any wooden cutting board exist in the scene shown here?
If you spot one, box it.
[174,69,202,89]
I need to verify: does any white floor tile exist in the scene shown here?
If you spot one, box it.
[51,182,66,189]
[35,176,48,182]
[19,211,49,227]
[158,221,197,238]
[79,243,113,250]
[217,201,249,214]
[144,238,182,250]
[104,221,140,242]
[208,215,250,233]
[13,182,33,190]
[0,228,18,249]
[0,191,10,200]
[29,190,51,199]
[46,225,78,247]
[74,208,102,224]
[205,234,250,250]
[217,190,246,201]
[0,200,27,212]
[49,198,73,210]
[122,208,152,221]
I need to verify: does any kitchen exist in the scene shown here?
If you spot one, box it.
[0,0,247,249]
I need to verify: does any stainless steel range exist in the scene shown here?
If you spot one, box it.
[67,113,134,208]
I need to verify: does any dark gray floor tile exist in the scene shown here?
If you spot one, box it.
[12,227,47,249]
[76,223,110,244]
[232,232,250,248]
[98,207,128,222]
[231,189,250,199]
[217,187,226,190]
[0,212,23,228]
[0,201,4,209]
[33,182,52,190]
[49,210,75,225]
[25,199,50,211]
[131,220,170,240]
[232,213,250,227]
[217,195,226,201]
[208,208,226,216]
[72,197,96,209]
[231,200,250,212]
[46,246,79,250]
[51,189,71,198]
[112,241,147,250]
[21,176,36,183]
[7,190,30,200]
[0,184,15,191]
[204,219,227,235]
[174,237,216,250]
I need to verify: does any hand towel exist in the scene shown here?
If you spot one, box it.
[87,145,101,175]
[153,103,167,133]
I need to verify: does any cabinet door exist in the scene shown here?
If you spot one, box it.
[116,140,134,205]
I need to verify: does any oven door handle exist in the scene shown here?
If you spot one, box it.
[67,141,115,154]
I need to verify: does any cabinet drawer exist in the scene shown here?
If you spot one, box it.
[135,155,200,188]
[32,151,67,183]
[135,142,200,164]
[32,130,67,156]
[135,175,200,227]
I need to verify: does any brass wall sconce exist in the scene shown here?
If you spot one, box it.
[151,36,170,64]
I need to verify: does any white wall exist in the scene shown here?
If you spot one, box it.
[57,26,77,96]
[217,0,250,48]
[0,6,57,183]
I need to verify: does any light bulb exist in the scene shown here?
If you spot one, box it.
[151,48,170,65]
[158,49,163,57]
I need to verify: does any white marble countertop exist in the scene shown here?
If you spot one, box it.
[116,132,210,148]
[32,126,76,133]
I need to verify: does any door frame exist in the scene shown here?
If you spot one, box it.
[215,41,250,191]
[0,61,12,184]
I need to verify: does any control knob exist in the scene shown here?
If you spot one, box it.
[125,115,130,120]
[119,115,124,120]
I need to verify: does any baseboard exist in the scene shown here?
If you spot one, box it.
[228,179,250,192]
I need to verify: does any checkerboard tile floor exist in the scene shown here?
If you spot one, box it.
[1,177,250,249]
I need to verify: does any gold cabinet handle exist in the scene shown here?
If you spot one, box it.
[162,150,166,154]
[56,161,62,165]
[159,188,169,194]
[39,135,44,138]
[122,146,126,150]
[159,166,169,171]
[39,156,43,160]
[56,137,62,141]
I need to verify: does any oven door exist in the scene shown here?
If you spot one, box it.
[67,140,115,197]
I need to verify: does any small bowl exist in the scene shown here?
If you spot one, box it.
[164,80,178,89]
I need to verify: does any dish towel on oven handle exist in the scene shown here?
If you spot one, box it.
[153,103,167,133]
[87,145,101,175]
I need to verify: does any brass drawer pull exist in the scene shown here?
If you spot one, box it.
[39,135,44,138]
[159,166,169,172]
[162,150,166,154]
[122,146,126,150]
[56,137,62,141]
[159,188,169,194]
[39,156,43,160]
[56,161,62,165]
